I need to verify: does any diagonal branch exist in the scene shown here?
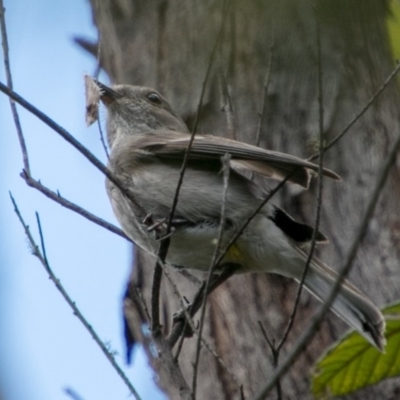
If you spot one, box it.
[21,171,129,240]
[192,154,232,399]
[9,193,142,400]
[0,1,30,174]
[276,6,325,352]
[255,25,275,147]
[151,0,233,334]
[310,61,400,162]
[0,82,151,248]
[253,123,400,400]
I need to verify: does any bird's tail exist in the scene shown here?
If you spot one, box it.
[301,256,386,351]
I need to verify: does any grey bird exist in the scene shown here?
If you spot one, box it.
[97,81,385,351]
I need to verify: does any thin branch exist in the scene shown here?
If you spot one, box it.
[167,0,232,227]
[0,1,30,174]
[9,194,142,400]
[0,82,151,246]
[93,32,102,79]
[151,0,232,334]
[64,387,85,400]
[258,322,281,400]
[21,171,129,241]
[167,264,236,348]
[310,60,400,162]
[216,56,400,269]
[173,317,188,361]
[276,7,325,352]
[255,26,275,147]
[159,257,240,388]
[252,124,400,400]
[97,117,109,159]
[219,70,236,139]
[192,154,231,399]
[216,172,294,269]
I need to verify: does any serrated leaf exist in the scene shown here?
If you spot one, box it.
[311,302,400,398]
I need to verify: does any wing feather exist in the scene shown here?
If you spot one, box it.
[138,132,340,188]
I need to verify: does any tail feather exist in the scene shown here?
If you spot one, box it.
[303,257,386,351]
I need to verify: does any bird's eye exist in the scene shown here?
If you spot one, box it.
[147,92,162,105]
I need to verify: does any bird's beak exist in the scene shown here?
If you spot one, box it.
[94,79,122,105]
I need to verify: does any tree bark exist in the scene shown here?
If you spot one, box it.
[86,0,400,398]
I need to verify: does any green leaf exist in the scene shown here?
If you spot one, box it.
[311,302,400,398]
[387,0,400,61]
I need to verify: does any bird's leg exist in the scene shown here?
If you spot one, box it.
[143,213,191,240]
[167,263,239,347]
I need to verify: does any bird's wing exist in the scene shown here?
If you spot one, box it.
[137,132,340,188]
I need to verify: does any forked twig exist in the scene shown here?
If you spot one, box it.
[151,0,233,334]
[255,26,275,147]
[21,172,129,240]
[0,82,152,250]
[158,259,240,387]
[192,154,231,399]
[9,194,142,400]
[258,322,281,400]
[253,122,400,400]
[310,60,400,161]
[0,1,30,174]
[276,6,325,353]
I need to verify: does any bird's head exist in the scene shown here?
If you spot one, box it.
[94,81,189,147]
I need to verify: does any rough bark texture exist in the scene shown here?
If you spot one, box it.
[86,0,400,398]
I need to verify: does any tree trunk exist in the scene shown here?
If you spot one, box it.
[87,0,400,398]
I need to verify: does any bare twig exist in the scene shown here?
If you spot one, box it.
[0,22,127,242]
[219,71,236,139]
[0,82,151,248]
[159,259,240,388]
[253,125,400,400]
[21,171,129,240]
[173,318,188,360]
[166,0,233,229]
[276,7,325,352]
[93,32,109,159]
[216,172,294,268]
[93,32,102,78]
[151,0,233,334]
[97,117,109,159]
[216,57,400,268]
[258,322,281,400]
[310,60,400,162]
[64,387,85,400]
[255,26,275,147]
[10,194,142,400]
[192,154,231,399]
[167,264,236,348]
[0,1,30,173]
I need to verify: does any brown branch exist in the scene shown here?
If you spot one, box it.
[0,82,151,246]
[219,71,236,139]
[97,117,109,159]
[10,194,142,400]
[276,6,325,352]
[192,154,231,399]
[166,264,236,348]
[151,0,233,335]
[158,260,240,388]
[310,60,400,162]
[0,2,30,174]
[255,25,275,147]
[258,322,281,400]
[21,171,129,241]
[253,121,400,400]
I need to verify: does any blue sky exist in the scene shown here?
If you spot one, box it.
[0,1,164,399]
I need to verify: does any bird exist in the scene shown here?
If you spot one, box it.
[94,80,385,351]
